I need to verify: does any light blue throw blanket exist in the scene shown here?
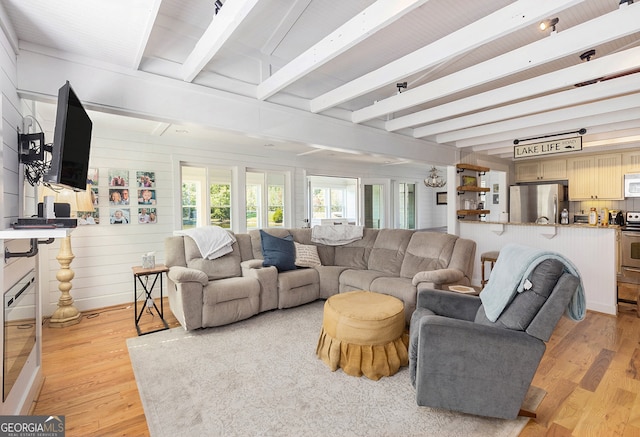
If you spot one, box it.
[480,244,586,322]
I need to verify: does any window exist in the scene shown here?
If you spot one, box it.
[181,165,232,229]
[182,181,199,229]
[308,175,357,227]
[246,171,287,229]
[181,166,205,229]
[209,169,232,228]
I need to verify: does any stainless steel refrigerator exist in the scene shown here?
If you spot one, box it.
[509,183,567,224]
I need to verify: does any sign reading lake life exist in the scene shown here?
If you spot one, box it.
[514,136,582,159]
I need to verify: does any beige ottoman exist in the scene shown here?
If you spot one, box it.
[316,290,409,380]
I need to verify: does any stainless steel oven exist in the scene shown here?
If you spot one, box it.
[621,231,640,273]
[620,212,640,283]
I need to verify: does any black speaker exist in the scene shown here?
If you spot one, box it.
[37,202,71,218]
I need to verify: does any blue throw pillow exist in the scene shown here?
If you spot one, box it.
[260,230,297,272]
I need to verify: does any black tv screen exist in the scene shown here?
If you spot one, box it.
[44,81,93,191]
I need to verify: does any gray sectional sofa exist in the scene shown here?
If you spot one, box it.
[164,227,476,330]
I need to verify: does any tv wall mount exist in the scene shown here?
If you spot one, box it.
[19,132,51,163]
[18,131,52,186]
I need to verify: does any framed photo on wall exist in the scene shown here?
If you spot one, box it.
[436,192,447,205]
[109,169,129,187]
[109,188,130,205]
[110,208,130,224]
[138,207,157,224]
[138,189,157,205]
[136,171,155,188]
[461,175,477,187]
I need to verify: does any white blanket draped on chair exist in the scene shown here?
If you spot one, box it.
[311,225,364,246]
[175,226,236,259]
[480,243,586,322]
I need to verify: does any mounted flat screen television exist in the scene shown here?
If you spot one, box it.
[43,81,93,191]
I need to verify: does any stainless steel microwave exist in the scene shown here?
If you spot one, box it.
[625,173,640,197]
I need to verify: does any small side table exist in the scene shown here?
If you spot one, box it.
[446,284,480,296]
[132,264,170,336]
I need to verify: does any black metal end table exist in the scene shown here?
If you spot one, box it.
[132,264,170,335]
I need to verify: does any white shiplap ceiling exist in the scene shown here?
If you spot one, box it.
[1,0,640,162]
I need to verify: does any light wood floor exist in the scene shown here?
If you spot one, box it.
[32,298,180,437]
[32,299,640,436]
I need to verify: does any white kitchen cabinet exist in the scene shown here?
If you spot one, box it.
[623,151,640,174]
[567,153,623,200]
[515,159,566,182]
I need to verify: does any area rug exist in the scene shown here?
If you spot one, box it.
[127,301,544,437]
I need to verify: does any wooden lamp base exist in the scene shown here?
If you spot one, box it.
[48,235,81,328]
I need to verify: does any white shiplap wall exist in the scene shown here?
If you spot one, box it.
[36,127,441,315]
[0,17,42,415]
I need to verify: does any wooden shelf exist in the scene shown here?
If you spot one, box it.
[456,163,490,173]
[457,210,490,219]
[457,209,490,216]
[457,186,490,193]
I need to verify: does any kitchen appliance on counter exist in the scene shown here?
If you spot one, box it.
[574,214,589,224]
[612,210,625,226]
[509,183,567,224]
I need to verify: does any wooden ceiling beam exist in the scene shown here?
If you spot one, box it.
[352,3,640,124]
[256,0,429,101]
[395,46,640,135]
[312,0,584,115]
[181,0,260,83]
[452,105,640,149]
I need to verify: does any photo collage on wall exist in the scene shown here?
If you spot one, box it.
[78,168,158,225]
[109,168,131,224]
[136,171,157,224]
[77,168,100,225]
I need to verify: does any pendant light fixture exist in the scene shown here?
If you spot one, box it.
[424,166,446,188]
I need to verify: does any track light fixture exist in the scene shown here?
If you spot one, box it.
[214,0,223,15]
[579,49,596,62]
[539,17,559,32]
[396,82,407,93]
[619,0,634,5]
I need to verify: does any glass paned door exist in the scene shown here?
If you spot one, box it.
[362,180,389,229]
[398,182,416,229]
[307,175,358,227]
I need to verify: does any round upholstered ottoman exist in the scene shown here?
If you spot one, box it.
[316,290,409,380]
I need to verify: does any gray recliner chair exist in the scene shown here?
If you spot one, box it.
[409,258,580,419]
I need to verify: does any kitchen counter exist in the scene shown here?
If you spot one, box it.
[458,220,617,316]
[462,219,621,230]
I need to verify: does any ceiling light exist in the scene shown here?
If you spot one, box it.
[424,167,446,188]
[620,0,634,6]
[396,82,407,94]
[579,49,596,62]
[539,17,559,32]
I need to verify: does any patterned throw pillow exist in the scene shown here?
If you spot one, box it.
[294,242,322,268]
